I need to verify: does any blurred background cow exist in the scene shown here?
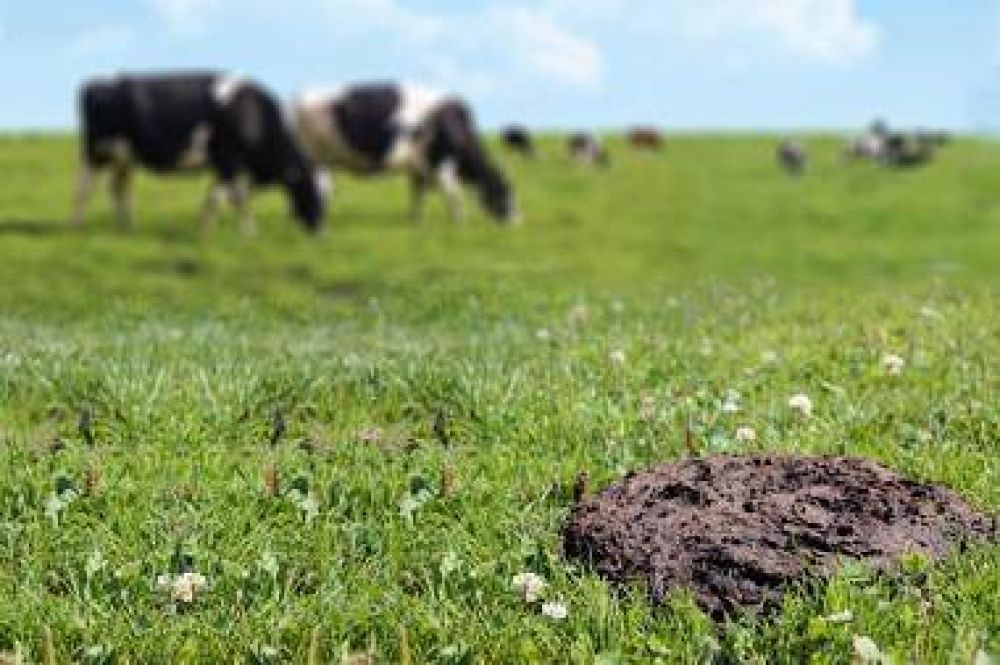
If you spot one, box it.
[502,125,535,158]
[73,72,324,234]
[626,126,664,151]
[294,83,518,224]
[777,139,807,177]
[568,132,609,167]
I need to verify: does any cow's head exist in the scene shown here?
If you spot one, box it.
[283,159,325,232]
[479,168,519,224]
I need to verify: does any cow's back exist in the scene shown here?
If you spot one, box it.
[80,73,221,171]
[295,84,448,173]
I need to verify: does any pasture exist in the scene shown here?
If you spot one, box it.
[0,133,996,663]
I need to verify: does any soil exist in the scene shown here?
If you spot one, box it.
[562,455,996,620]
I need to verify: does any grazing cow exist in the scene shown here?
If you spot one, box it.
[502,125,535,158]
[293,83,517,223]
[881,132,935,168]
[844,118,889,161]
[568,132,609,167]
[845,118,946,169]
[626,126,664,150]
[73,72,324,234]
[777,139,807,177]
[845,134,883,160]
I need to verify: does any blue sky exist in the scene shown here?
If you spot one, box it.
[1,1,997,131]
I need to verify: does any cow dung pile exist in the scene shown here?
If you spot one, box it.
[563,455,996,620]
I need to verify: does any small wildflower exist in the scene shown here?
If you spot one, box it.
[157,572,207,604]
[788,393,813,417]
[852,635,883,663]
[541,601,569,620]
[760,350,779,365]
[639,393,657,421]
[535,328,551,341]
[919,306,943,320]
[735,426,757,443]
[608,349,626,367]
[721,390,741,414]
[882,353,905,376]
[512,572,547,603]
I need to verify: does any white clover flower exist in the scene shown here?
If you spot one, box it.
[157,572,208,604]
[882,353,905,376]
[541,600,569,620]
[788,393,813,417]
[512,572,547,603]
[852,635,883,663]
[535,328,551,341]
[639,394,657,421]
[735,426,757,443]
[919,306,943,320]
[608,349,626,367]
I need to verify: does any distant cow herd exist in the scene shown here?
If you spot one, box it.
[71,71,952,234]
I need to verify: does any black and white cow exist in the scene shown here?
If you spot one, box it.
[73,72,325,234]
[293,83,517,223]
[568,132,609,167]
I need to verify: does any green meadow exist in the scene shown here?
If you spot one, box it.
[0,133,996,663]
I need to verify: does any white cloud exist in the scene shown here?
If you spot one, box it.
[316,0,445,45]
[147,0,605,91]
[314,0,605,90]
[150,0,225,35]
[491,7,603,88]
[680,0,879,64]
[73,25,135,55]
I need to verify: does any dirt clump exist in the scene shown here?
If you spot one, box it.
[562,455,996,619]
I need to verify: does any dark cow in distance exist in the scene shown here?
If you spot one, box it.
[294,83,518,223]
[502,125,535,158]
[777,139,807,177]
[626,126,664,150]
[568,132,609,167]
[73,72,324,234]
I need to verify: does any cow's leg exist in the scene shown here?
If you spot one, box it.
[436,160,465,222]
[71,163,97,227]
[109,166,133,229]
[230,174,256,237]
[200,182,228,230]
[409,171,429,222]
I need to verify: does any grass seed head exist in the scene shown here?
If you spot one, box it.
[263,462,280,498]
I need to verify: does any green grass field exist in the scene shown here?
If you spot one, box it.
[0,133,996,663]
